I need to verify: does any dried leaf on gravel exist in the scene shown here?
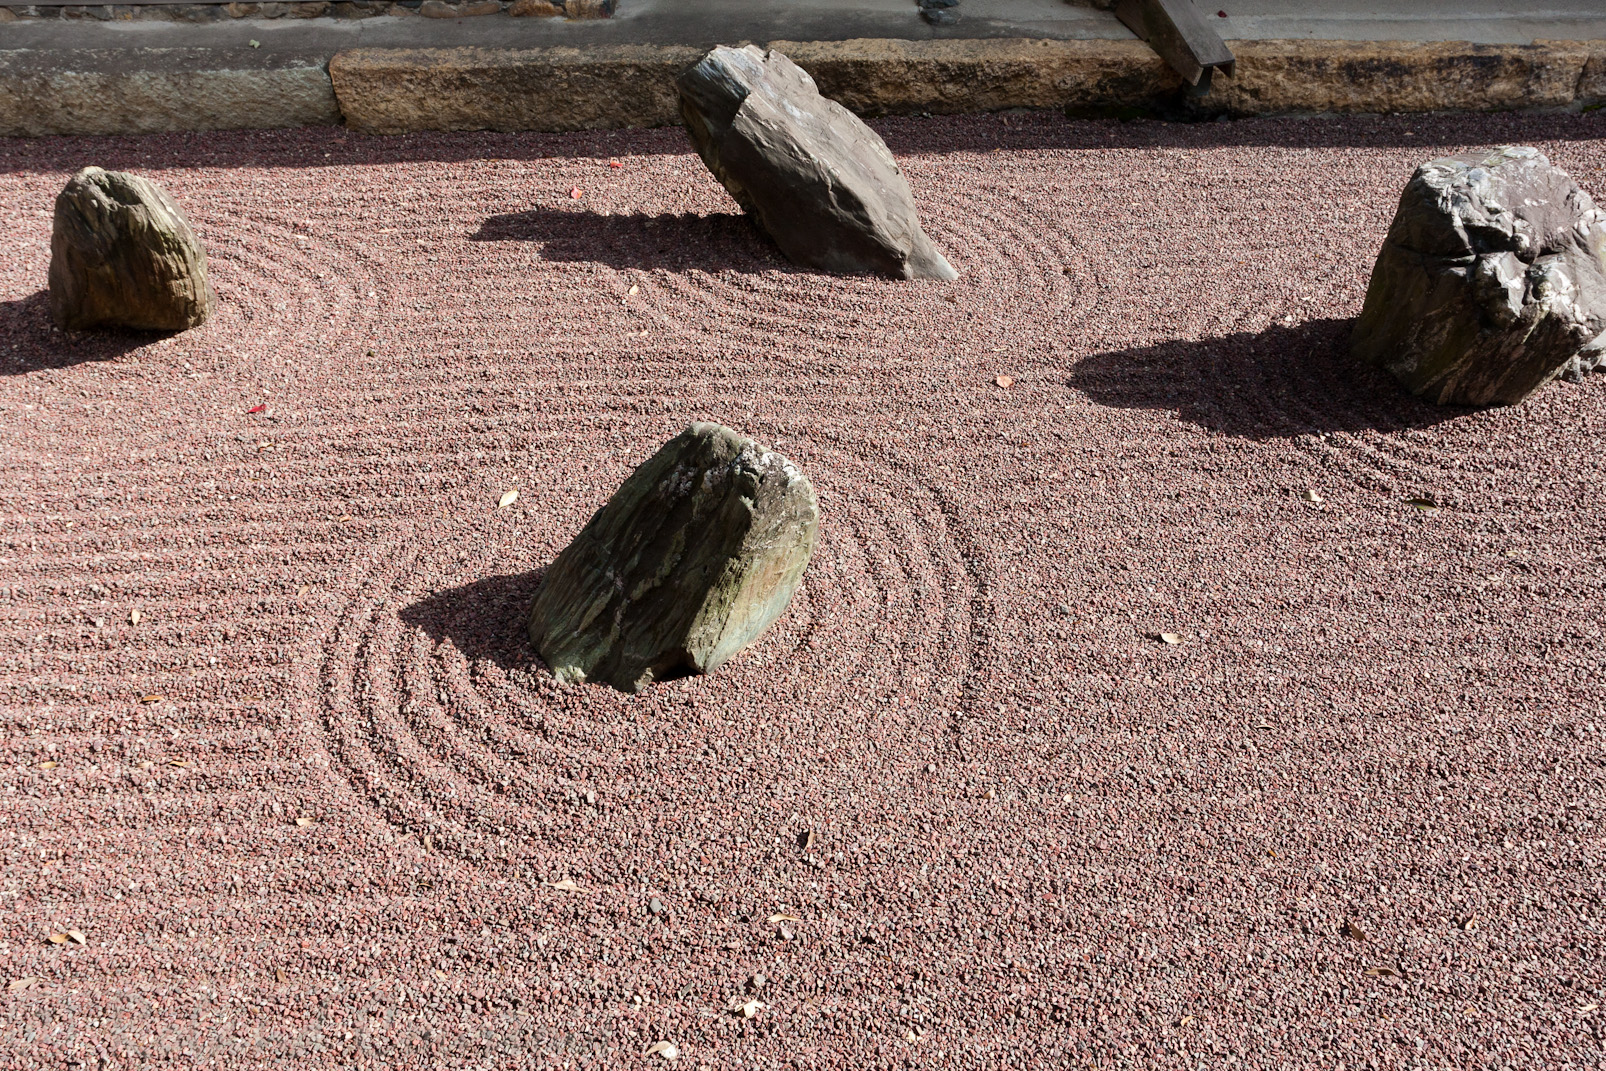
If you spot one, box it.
[1342,919,1367,942]
[1157,632,1182,645]
[7,977,40,993]
[1299,489,1324,504]
[294,817,315,827]
[66,930,86,945]
[1406,497,1440,511]
[38,760,58,769]
[768,913,802,924]
[1456,914,1478,931]
[128,608,141,625]
[994,375,1014,388]
[628,284,640,295]
[795,829,817,849]
[168,759,191,768]
[735,999,767,1019]
[646,1041,678,1060]
[139,695,163,704]
[297,585,309,596]
[543,878,586,892]
[1179,1014,1195,1027]
[1363,966,1400,978]
[275,968,287,983]
[498,489,519,509]
[47,933,69,945]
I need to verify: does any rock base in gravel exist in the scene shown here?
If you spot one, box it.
[677,44,957,281]
[1351,145,1606,407]
[528,422,819,693]
[48,166,215,332]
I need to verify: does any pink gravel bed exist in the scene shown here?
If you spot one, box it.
[1,112,1604,1069]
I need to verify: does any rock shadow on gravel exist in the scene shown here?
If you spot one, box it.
[469,208,799,274]
[0,290,155,376]
[399,571,545,673]
[1070,317,1473,440]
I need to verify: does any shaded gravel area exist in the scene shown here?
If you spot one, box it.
[2,112,1605,1069]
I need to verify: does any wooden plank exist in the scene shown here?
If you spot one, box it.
[1113,0,1235,87]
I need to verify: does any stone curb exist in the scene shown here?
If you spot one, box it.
[329,43,703,133]
[0,49,338,136]
[1214,39,1605,116]
[4,37,1605,138]
[329,37,1606,134]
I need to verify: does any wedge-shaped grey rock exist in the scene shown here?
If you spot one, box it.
[529,422,819,693]
[49,166,215,332]
[1352,146,1606,407]
[677,44,957,281]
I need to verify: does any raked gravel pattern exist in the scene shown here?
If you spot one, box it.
[1,113,1604,1070]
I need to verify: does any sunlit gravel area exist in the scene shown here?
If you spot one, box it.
[2,111,1604,1068]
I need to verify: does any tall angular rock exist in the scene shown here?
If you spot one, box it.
[529,422,819,693]
[677,44,958,281]
[48,166,215,332]
[1351,146,1606,407]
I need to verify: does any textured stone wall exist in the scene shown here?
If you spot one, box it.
[0,0,609,20]
[3,35,1605,137]
[330,37,1606,135]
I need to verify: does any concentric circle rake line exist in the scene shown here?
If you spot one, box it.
[792,429,982,706]
[377,618,518,850]
[1250,338,1467,498]
[196,207,383,368]
[792,474,899,687]
[844,473,954,696]
[919,479,997,760]
[925,196,1089,320]
[306,428,991,877]
[316,546,447,835]
[631,267,894,350]
[413,625,553,839]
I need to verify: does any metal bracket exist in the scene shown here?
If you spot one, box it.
[1113,0,1235,91]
